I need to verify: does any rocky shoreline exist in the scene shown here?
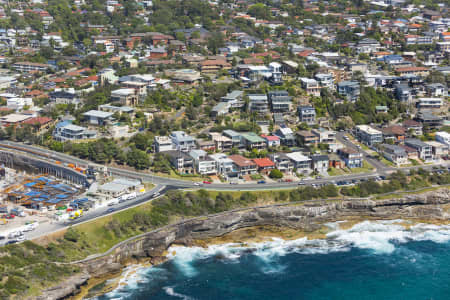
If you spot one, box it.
[32,189,450,299]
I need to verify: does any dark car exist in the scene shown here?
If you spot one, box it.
[106,208,116,213]
[5,240,17,245]
[257,180,266,184]
[0,236,5,240]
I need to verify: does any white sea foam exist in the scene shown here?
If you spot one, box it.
[101,220,450,297]
[163,286,195,300]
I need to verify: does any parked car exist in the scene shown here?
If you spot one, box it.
[203,181,212,184]
[257,180,266,184]
[298,181,305,185]
[106,208,116,213]
[5,240,17,245]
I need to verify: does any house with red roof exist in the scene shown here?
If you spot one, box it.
[260,135,280,147]
[252,158,275,174]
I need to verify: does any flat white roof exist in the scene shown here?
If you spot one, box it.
[357,125,382,135]
[286,152,311,162]
[0,113,31,123]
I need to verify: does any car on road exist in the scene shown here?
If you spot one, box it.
[203,181,212,184]
[257,180,266,184]
[229,181,238,185]
[5,240,17,245]
[285,179,293,182]
[343,136,349,140]
[106,208,116,213]
[194,182,201,186]
[16,235,25,242]
[0,236,5,240]
[298,181,305,185]
[152,192,160,198]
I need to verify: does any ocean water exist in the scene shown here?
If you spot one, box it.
[93,220,450,300]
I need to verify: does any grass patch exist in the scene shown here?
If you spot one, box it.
[328,168,348,176]
[349,161,375,174]
[378,156,395,167]
[250,174,264,180]
[409,159,420,166]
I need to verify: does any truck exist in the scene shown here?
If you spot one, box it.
[10,207,25,217]
[69,209,83,220]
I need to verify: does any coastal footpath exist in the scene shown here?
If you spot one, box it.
[35,189,450,299]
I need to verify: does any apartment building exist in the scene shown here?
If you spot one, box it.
[300,78,321,96]
[355,125,383,146]
[268,90,292,113]
[248,94,269,115]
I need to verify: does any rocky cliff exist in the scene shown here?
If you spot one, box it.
[35,189,450,299]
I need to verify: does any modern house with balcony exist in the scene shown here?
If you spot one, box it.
[189,149,217,175]
[170,131,196,152]
[405,139,433,161]
[355,125,383,146]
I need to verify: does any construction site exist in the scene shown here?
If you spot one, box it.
[0,166,86,239]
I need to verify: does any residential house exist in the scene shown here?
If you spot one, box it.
[399,144,419,160]
[315,73,334,89]
[248,94,269,115]
[435,131,450,147]
[209,132,233,152]
[285,152,312,175]
[170,131,196,152]
[195,139,215,152]
[200,59,231,74]
[223,130,243,149]
[12,61,51,72]
[337,81,360,102]
[404,138,433,161]
[209,153,234,177]
[416,98,443,110]
[311,155,329,174]
[49,89,80,106]
[229,155,257,176]
[211,102,230,118]
[311,128,336,143]
[253,158,275,175]
[297,106,316,125]
[221,90,244,109]
[355,125,383,146]
[395,66,430,77]
[394,84,412,102]
[426,83,447,97]
[189,149,217,175]
[269,153,294,174]
[296,130,319,146]
[381,144,408,166]
[111,88,138,106]
[275,126,296,147]
[300,78,321,96]
[154,136,174,152]
[52,122,97,141]
[356,38,380,53]
[338,148,363,169]
[281,60,299,74]
[268,90,292,113]
[414,112,443,130]
[328,154,343,169]
[425,141,448,160]
[268,62,282,84]
[240,132,267,150]
[381,125,406,143]
[261,135,280,148]
[21,117,54,133]
[403,119,423,136]
[164,150,194,174]
[83,110,114,126]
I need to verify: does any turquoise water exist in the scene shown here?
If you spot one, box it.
[94,221,450,300]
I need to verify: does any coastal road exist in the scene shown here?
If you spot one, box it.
[0,141,448,192]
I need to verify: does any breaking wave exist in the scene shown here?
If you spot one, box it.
[95,220,450,299]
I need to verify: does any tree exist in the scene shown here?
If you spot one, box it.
[269,169,283,179]
[126,148,150,170]
[207,32,225,54]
